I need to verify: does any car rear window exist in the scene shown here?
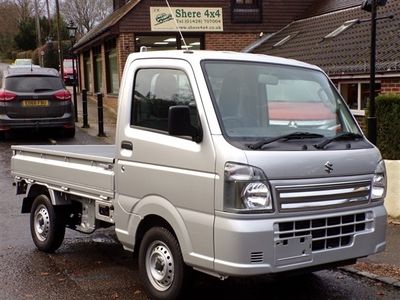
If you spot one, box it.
[5,76,64,93]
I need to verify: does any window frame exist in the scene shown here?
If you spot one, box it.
[83,51,92,92]
[338,81,381,116]
[134,33,205,52]
[231,0,262,23]
[105,39,119,95]
[324,19,359,39]
[130,67,201,139]
[92,46,103,93]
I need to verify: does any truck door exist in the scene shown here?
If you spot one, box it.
[115,58,216,269]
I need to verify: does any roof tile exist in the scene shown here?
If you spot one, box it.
[251,1,400,75]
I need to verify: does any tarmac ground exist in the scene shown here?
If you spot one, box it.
[72,89,400,289]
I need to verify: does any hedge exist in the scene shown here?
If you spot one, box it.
[376,93,400,159]
[15,41,71,69]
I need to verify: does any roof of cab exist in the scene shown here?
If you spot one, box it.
[127,50,322,71]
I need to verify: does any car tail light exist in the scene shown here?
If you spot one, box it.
[54,90,71,101]
[0,90,17,102]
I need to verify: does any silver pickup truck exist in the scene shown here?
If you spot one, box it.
[12,50,387,300]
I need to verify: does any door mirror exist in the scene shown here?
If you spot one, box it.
[168,105,202,142]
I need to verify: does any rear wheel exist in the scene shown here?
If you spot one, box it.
[30,194,66,253]
[139,227,187,300]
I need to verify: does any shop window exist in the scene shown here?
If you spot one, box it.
[83,52,93,92]
[339,82,381,115]
[231,0,262,23]
[105,39,119,94]
[135,35,203,51]
[93,46,103,93]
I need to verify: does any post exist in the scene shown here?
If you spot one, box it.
[55,0,63,80]
[367,0,377,145]
[72,51,78,122]
[81,89,90,128]
[97,93,106,137]
[67,21,78,122]
[34,0,41,49]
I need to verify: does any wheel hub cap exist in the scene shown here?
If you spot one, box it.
[34,205,50,242]
[147,242,174,291]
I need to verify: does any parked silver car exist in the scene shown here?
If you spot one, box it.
[0,67,75,138]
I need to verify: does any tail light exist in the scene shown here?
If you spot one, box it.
[0,90,17,102]
[54,90,71,101]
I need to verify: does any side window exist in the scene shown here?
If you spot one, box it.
[132,68,200,134]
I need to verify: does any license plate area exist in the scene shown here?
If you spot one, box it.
[22,100,49,107]
[275,235,312,266]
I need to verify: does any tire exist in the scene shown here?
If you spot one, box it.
[30,194,66,253]
[64,127,75,138]
[139,227,187,300]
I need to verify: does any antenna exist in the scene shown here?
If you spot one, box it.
[165,0,189,50]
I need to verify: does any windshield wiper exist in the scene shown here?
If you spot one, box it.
[314,132,363,149]
[248,132,324,150]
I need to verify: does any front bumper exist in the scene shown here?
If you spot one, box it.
[214,205,386,276]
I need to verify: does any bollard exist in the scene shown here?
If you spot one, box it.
[73,83,78,122]
[97,92,106,137]
[81,89,90,128]
[72,58,78,122]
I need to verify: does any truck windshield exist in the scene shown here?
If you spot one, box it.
[202,60,361,146]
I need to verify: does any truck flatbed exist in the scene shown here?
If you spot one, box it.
[11,145,115,200]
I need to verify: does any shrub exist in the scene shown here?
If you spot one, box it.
[376,93,400,159]
[16,50,33,59]
[43,42,59,69]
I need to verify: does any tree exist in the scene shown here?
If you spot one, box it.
[0,1,18,55]
[13,0,34,22]
[14,17,36,50]
[60,0,113,35]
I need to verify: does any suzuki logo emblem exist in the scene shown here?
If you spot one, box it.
[325,161,333,174]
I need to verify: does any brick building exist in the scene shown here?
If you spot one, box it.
[246,0,400,120]
[73,0,316,110]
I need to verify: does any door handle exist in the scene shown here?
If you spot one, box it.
[121,141,133,151]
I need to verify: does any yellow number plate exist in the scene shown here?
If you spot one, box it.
[22,100,49,107]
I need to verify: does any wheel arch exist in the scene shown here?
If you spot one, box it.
[131,196,193,264]
[134,214,175,253]
[22,183,71,213]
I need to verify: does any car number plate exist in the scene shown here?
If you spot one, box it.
[22,100,49,107]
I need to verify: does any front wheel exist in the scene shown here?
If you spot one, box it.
[139,227,187,300]
[30,194,66,253]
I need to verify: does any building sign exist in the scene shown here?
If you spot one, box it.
[150,7,223,32]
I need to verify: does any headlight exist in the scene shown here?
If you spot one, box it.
[371,160,386,201]
[224,162,273,213]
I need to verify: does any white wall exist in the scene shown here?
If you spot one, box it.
[384,160,400,218]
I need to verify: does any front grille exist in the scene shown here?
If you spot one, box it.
[275,212,373,252]
[276,180,371,212]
